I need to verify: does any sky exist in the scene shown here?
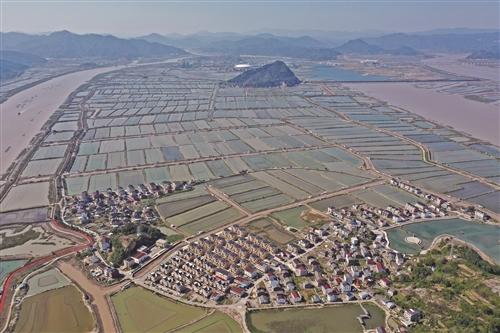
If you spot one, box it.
[1,0,499,36]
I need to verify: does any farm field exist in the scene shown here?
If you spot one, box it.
[271,206,325,231]
[179,207,244,235]
[13,285,95,333]
[157,195,215,219]
[246,303,385,333]
[175,311,243,333]
[247,218,296,244]
[111,286,208,333]
[387,218,500,263]
[165,201,229,227]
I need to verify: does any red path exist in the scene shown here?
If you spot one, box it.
[0,219,93,314]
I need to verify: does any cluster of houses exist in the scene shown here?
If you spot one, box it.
[146,225,284,303]
[63,180,198,231]
[285,226,329,256]
[328,199,451,229]
[254,218,405,307]
[390,179,453,215]
[82,253,120,281]
[391,178,490,222]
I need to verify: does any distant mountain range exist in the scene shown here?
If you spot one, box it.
[228,60,300,88]
[466,48,500,60]
[0,50,47,80]
[1,30,188,59]
[364,32,499,53]
[334,39,420,56]
[140,33,340,60]
[199,36,340,60]
[138,29,498,59]
[1,29,498,66]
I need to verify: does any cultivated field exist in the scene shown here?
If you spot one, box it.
[176,311,243,333]
[112,286,208,333]
[247,218,296,245]
[13,285,95,333]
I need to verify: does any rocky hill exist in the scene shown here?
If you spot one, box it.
[228,61,300,88]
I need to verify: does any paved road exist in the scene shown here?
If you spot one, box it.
[206,185,251,216]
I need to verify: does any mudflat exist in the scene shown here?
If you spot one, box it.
[423,54,500,82]
[345,82,500,145]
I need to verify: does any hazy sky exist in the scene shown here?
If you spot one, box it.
[1,0,499,36]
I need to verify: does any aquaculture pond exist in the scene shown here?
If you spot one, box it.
[309,65,390,82]
[247,303,385,333]
[0,259,27,285]
[387,218,500,263]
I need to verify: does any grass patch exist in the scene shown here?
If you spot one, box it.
[271,207,309,231]
[14,285,95,333]
[112,286,207,333]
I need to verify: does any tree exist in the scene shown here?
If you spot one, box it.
[109,237,126,267]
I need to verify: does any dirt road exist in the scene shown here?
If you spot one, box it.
[57,261,123,333]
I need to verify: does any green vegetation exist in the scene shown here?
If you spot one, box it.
[177,311,242,333]
[109,237,127,267]
[109,224,164,267]
[166,234,184,243]
[247,304,385,333]
[271,207,328,231]
[393,244,500,332]
[111,286,208,333]
[14,285,95,333]
[157,195,215,218]
[271,207,309,230]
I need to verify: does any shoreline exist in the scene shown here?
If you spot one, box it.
[344,81,500,145]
